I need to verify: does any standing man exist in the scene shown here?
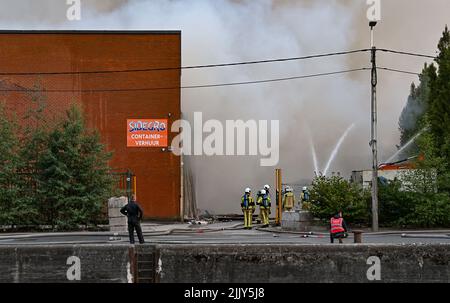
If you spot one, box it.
[330,211,348,244]
[257,189,271,228]
[282,186,295,211]
[241,188,255,229]
[120,194,145,244]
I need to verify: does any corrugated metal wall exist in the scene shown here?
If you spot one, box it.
[0,31,181,220]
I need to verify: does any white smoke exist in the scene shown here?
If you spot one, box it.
[0,0,448,214]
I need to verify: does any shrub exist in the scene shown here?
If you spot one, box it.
[309,175,370,224]
[379,179,450,228]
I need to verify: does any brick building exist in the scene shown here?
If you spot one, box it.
[0,31,182,220]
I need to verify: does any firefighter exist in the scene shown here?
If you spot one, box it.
[330,212,348,244]
[257,189,271,227]
[120,194,145,244]
[282,186,295,211]
[255,189,263,224]
[264,184,272,217]
[300,186,310,209]
[241,188,255,229]
[256,185,270,224]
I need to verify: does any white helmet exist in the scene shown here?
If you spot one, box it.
[245,187,251,193]
[260,189,266,195]
[302,186,308,191]
[264,184,270,190]
[286,187,293,192]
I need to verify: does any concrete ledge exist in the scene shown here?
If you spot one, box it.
[281,211,314,232]
[156,243,450,283]
[0,244,131,283]
[0,243,449,283]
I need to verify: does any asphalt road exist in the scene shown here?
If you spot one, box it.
[0,224,449,245]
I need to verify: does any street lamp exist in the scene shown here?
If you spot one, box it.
[369,21,379,232]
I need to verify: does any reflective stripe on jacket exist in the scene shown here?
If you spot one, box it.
[283,192,295,208]
[241,195,255,209]
[257,195,271,209]
[330,217,345,234]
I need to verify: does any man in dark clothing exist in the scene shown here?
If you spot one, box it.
[120,194,145,244]
[330,211,348,244]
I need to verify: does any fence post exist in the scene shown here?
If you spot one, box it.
[126,170,132,200]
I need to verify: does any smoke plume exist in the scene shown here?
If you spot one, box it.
[0,0,449,213]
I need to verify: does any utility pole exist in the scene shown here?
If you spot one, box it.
[369,21,379,232]
[275,169,282,226]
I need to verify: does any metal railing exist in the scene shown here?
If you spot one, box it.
[111,169,136,201]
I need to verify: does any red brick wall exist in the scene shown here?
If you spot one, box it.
[0,31,181,220]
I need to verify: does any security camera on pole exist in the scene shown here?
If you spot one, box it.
[369,20,379,232]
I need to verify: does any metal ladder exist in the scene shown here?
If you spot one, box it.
[130,246,158,283]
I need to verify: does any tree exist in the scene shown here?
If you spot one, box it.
[17,89,53,225]
[0,104,20,225]
[36,105,114,229]
[309,175,370,224]
[378,179,450,228]
[428,26,450,170]
[397,26,450,192]
[398,64,433,159]
[378,179,414,226]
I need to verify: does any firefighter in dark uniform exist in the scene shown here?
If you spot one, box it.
[120,194,145,244]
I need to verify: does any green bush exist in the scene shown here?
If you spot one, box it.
[378,180,415,226]
[0,103,114,229]
[305,172,450,228]
[379,179,450,228]
[409,193,450,227]
[309,175,370,224]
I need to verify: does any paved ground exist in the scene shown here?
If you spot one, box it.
[0,221,449,245]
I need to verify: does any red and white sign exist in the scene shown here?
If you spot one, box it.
[127,119,168,147]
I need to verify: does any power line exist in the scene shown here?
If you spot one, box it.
[0,67,369,93]
[0,48,437,77]
[377,67,420,76]
[0,47,436,77]
[182,68,368,89]
[0,49,370,76]
[181,49,370,70]
[377,48,437,59]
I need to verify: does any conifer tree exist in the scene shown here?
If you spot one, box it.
[428,26,450,167]
[0,105,20,225]
[36,105,114,229]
